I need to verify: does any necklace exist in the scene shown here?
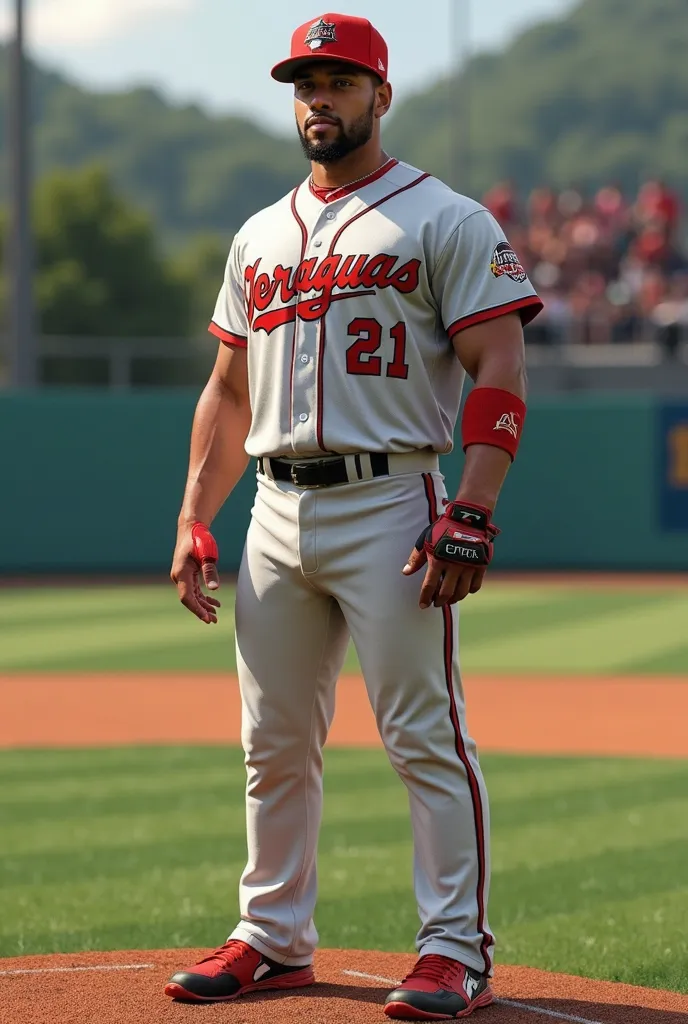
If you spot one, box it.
[310,156,395,197]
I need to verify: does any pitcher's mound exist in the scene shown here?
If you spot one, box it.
[2,947,687,1023]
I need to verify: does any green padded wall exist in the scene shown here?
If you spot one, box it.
[2,391,687,573]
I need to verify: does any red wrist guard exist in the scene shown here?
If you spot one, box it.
[461,387,526,461]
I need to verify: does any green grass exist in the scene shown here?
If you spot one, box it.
[1,746,688,992]
[2,581,688,674]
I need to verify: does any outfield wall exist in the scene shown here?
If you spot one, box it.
[2,390,688,573]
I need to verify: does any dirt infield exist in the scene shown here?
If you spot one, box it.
[2,948,687,1024]
[2,672,688,756]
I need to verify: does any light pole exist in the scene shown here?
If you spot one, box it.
[449,0,471,196]
[8,0,37,387]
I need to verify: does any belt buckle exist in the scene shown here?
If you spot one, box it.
[290,461,321,488]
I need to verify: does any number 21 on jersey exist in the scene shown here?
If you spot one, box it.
[346,318,409,378]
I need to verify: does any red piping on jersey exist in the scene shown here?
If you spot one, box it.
[326,173,431,259]
[421,472,494,977]
[308,158,399,204]
[289,187,309,447]
[447,296,543,338]
[314,171,431,453]
[316,316,328,450]
[208,322,247,348]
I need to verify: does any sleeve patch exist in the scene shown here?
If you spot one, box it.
[490,242,527,284]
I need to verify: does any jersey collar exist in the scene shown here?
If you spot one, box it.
[308,158,399,204]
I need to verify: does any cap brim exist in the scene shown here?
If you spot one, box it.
[271,53,382,83]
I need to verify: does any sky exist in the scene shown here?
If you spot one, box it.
[0,0,576,133]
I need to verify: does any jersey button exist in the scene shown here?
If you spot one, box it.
[300,354,309,363]
[299,413,309,422]
[325,211,336,221]
[313,240,322,247]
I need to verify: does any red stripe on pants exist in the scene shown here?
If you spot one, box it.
[422,472,493,974]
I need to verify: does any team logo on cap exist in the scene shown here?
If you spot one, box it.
[305,18,337,50]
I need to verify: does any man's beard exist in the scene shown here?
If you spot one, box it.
[297,100,375,164]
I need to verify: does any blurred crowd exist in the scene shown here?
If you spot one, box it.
[482,180,688,349]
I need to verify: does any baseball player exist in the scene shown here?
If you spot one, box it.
[166,12,542,1020]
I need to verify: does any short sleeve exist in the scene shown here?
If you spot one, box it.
[432,209,543,339]
[208,236,248,348]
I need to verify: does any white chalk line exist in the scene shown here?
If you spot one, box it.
[343,969,399,985]
[342,970,604,1024]
[0,963,155,977]
[496,999,603,1024]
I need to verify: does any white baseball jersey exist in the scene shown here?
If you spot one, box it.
[210,159,542,459]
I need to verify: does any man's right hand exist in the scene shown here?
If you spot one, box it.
[170,521,221,624]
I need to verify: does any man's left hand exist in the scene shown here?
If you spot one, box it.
[402,501,500,609]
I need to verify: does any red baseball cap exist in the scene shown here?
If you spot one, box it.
[271,13,388,84]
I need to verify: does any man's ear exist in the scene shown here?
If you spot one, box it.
[376,81,393,118]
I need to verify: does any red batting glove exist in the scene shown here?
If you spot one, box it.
[190,522,220,590]
[411,501,500,570]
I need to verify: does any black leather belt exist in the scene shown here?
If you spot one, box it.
[257,453,390,488]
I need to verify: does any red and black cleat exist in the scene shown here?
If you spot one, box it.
[164,939,314,1002]
[384,954,494,1020]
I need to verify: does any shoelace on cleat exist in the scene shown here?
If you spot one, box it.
[197,940,252,969]
[401,955,465,988]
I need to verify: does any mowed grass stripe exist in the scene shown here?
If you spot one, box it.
[497,887,688,992]
[0,586,178,622]
[4,746,686,815]
[466,594,688,672]
[0,744,388,786]
[467,753,688,795]
[11,826,687,924]
[11,596,668,674]
[0,858,416,956]
[0,582,557,673]
[0,603,194,635]
[5,581,687,674]
[0,581,546,634]
[455,585,569,609]
[34,633,355,674]
[1,809,413,891]
[625,642,688,674]
[4,759,688,833]
[490,838,688,921]
[0,615,236,670]
[12,635,239,674]
[458,589,661,648]
[5,765,687,878]
[5,789,687,890]
[0,772,406,827]
[491,797,688,869]
[0,581,552,616]
[0,757,402,808]
[1,790,408,860]
[3,749,686,810]
[491,770,688,829]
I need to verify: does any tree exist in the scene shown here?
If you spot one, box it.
[173,232,231,338]
[33,164,190,337]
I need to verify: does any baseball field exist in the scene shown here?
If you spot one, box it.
[2,576,688,1023]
